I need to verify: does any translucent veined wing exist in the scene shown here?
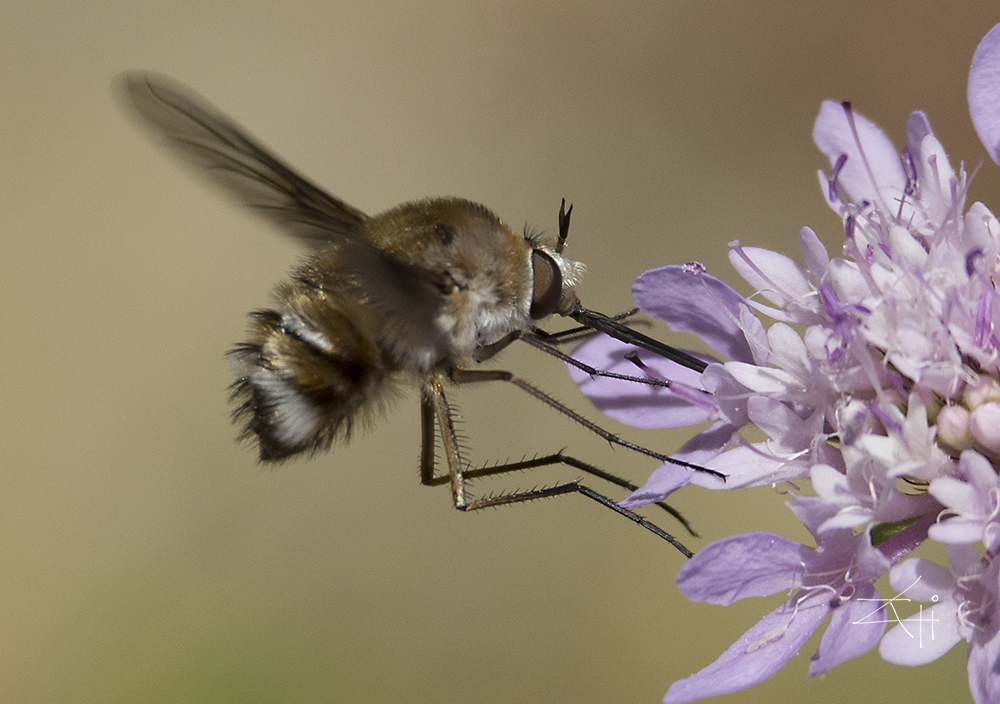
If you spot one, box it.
[118,71,368,244]
[120,72,450,332]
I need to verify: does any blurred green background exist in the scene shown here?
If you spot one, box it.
[2,1,996,702]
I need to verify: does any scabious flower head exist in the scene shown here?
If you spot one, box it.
[571,22,1000,704]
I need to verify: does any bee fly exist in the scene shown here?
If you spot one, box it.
[120,73,718,556]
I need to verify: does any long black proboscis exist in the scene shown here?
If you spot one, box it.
[555,200,708,374]
[569,307,709,374]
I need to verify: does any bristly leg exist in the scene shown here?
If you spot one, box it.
[420,372,694,556]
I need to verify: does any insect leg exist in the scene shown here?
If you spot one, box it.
[419,373,693,555]
[419,385,438,487]
[475,330,680,391]
[450,367,722,479]
[451,453,696,536]
[420,375,468,508]
[520,332,678,389]
[536,308,641,344]
[471,482,692,557]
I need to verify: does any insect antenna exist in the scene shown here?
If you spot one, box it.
[554,200,708,374]
[555,198,572,254]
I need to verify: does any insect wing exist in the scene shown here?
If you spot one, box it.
[119,71,368,245]
[121,72,448,362]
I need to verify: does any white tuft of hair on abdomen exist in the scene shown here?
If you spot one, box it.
[249,367,322,447]
[281,312,334,353]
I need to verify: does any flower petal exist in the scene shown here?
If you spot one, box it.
[888,558,955,601]
[701,445,808,489]
[798,226,830,280]
[906,111,958,226]
[675,532,805,604]
[633,265,756,363]
[928,476,980,513]
[879,602,962,666]
[748,396,819,450]
[620,423,735,507]
[664,594,829,704]
[620,465,692,507]
[728,246,813,311]
[568,335,714,429]
[808,584,885,676]
[813,100,906,207]
[969,23,1000,165]
[968,617,1000,704]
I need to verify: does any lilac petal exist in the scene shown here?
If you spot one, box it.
[808,584,885,676]
[968,619,1000,704]
[879,602,961,666]
[875,488,941,525]
[568,334,715,429]
[748,396,819,449]
[786,496,841,536]
[851,530,895,585]
[828,257,869,306]
[676,532,805,604]
[701,364,752,427]
[964,449,1000,492]
[905,112,957,227]
[798,227,830,280]
[888,558,955,603]
[625,427,735,506]
[620,422,735,507]
[700,444,809,489]
[810,463,849,502]
[724,360,800,395]
[927,518,984,545]
[927,452,998,532]
[633,265,755,363]
[620,465,692,508]
[664,594,830,704]
[969,23,1000,165]
[928,475,979,513]
[817,510,871,532]
[968,556,1000,702]
[728,246,813,310]
[813,100,906,206]
[906,111,934,158]
[948,543,984,579]
[672,420,738,464]
[737,302,771,365]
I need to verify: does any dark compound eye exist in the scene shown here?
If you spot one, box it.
[529,249,562,319]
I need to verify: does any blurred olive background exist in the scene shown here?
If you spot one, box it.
[2,2,997,702]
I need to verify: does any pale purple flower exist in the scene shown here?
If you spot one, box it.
[928,450,1000,550]
[879,547,981,667]
[569,21,1000,704]
[879,546,1000,703]
[664,501,908,703]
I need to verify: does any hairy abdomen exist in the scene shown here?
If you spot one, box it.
[228,282,395,462]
